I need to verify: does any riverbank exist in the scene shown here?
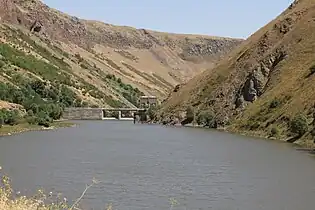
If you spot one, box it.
[0,121,75,137]
[162,122,315,150]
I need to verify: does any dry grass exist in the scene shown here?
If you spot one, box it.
[0,171,179,210]
[159,0,315,145]
[0,170,101,210]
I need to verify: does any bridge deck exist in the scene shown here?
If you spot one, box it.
[65,107,145,111]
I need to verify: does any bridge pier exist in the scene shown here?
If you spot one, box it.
[118,111,122,120]
[62,108,146,121]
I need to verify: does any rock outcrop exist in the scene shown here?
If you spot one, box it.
[158,0,315,145]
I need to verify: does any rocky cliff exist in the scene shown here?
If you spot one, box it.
[0,0,242,108]
[158,0,315,146]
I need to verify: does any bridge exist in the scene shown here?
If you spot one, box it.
[62,107,146,120]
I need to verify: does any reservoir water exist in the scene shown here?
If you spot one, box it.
[0,120,315,210]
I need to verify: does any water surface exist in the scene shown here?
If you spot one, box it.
[0,121,315,210]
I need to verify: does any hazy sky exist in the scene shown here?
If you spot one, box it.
[43,0,293,39]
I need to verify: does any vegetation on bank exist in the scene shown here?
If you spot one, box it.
[0,121,74,136]
[0,26,149,133]
[0,170,180,210]
[157,104,315,146]
[0,171,100,210]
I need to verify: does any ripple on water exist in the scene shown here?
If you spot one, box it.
[1,121,315,210]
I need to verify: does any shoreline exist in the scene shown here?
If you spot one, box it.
[0,121,76,137]
[155,122,315,151]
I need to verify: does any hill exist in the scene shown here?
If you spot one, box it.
[0,0,242,108]
[158,0,315,147]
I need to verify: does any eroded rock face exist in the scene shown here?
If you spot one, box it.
[30,20,43,32]
[232,49,287,111]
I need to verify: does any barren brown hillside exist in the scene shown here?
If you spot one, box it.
[0,0,242,108]
[158,0,315,146]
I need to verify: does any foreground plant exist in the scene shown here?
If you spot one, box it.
[0,168,98,210]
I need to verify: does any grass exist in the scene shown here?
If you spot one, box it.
[0,121,75,136]
[0,174,180,210]
[121,62,172,90]
[158,1,315,147]
[0,173,100,210]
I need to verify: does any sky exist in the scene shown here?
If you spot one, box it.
[43,0,293,39]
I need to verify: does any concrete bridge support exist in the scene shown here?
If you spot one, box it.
[63,108,104,120]
[118,111,122,120]
[62,107,146,121]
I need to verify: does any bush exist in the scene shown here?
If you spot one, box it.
[0,60,5,68]
[2,110,20,126]
[80,63,89,69]
[249,121,261,130]
[36,111,52,127]
[196,111,215,127]
[147,106,158,120]
[290,114,309,137]
[186,106,194,121]
[25,115,37,125]
[180,106,195,125]
[269,98,281,109]
[270,127,280,137]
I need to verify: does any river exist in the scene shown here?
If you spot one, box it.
[0,120,315,210]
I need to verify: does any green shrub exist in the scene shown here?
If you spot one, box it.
[270,127,280,137]
[147,106,158,120]
[186,106,194,121]
[290,114,309,137]
[0,44,71,83]
[0,116,3,128]
[25,115,37,125]
[0,60,5,68]
[269,98,281,109]
[82,101,89,107]
[3,110,20,126]
[196,111,215,127]
[36,111,52,127]
[181,106,195,125]
[91,104,99,108]
[252,122,261,130]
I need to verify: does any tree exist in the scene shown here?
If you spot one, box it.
[25,110,37,125]
[181,106,195,125]
[5,110,20,126]
[290,114,309,137]
[12,90,25,105]
[30,80,46,96]
[48,104,63,120]
[270,126,280,137]
[36,111,52,127]
[196,111,215,127]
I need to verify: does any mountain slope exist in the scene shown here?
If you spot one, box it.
[158,0,315,146]
[0,0,242,109]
